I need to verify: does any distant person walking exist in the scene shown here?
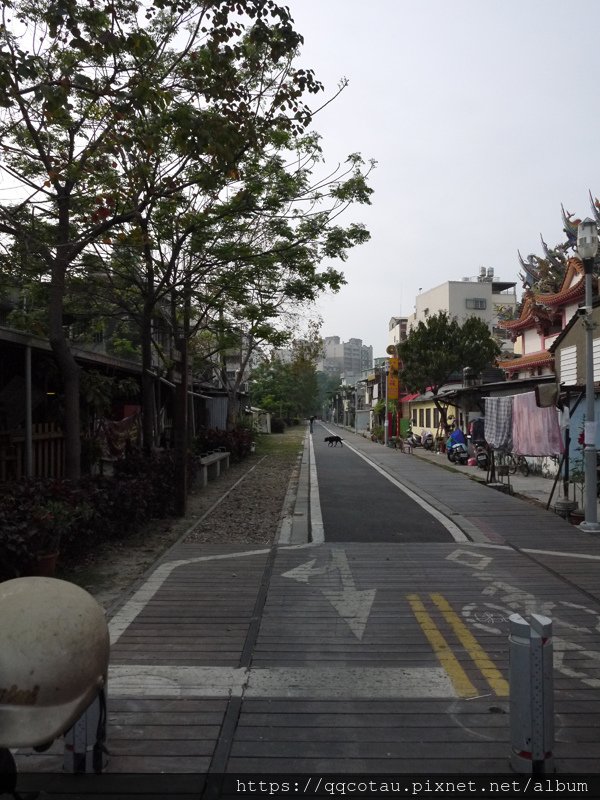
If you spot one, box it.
[309,415,316,433]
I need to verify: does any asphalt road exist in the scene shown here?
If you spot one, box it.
[313,424,455,543]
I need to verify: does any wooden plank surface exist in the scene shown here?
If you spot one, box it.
[15,442,600,789]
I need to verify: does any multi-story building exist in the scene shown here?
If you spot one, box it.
[317,336,373,381]
[408,268,518,352]
[388,316,408,349]
[271,347,294,364]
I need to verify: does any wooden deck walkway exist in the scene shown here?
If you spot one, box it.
[17,536,600,795]
[15,436,600,795]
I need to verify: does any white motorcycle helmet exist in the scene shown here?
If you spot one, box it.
[0,577,109,748]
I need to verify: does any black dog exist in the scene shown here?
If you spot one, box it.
[324,435,343,447]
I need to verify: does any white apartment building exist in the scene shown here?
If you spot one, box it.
[388,316,408,350]
[409,267,518,352]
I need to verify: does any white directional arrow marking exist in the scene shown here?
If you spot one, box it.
[282,549,376,641]
[281,559,328,583]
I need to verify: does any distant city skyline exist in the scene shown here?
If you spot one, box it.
[317,335,373,379]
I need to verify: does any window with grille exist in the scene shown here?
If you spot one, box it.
[466,298,487,310]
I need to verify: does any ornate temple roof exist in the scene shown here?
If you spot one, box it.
[533,258,585,306]
[500,257,586,334]
[497,350,554,374]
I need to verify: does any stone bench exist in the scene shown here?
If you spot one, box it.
[197,451,230,488]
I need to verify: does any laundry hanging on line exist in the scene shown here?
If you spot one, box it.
[511,392,564,456]
[483,396,513,451]
[484,392,564,456]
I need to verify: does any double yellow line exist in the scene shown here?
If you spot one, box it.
[407,592,508,698]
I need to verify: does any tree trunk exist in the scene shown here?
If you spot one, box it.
[49,329,81,479]
[434,398,451,435]
[173,336,188,516]
[141,306,156,452]
[227,384,239,429]
[173,281,191,516]
[48,195,81,479]
[140,219,157,453]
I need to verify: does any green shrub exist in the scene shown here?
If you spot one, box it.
[0,480,95,578]
[0,433,256,581]
[193,426,253,462]
[0,456,179,580]
[113,448,177,517]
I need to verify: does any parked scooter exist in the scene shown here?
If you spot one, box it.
[407,428,434,450]
[421,430,434,450]
[446,427,469,465]
[447,441,469,465]
[474,441,489,470]
[406,429,421,448]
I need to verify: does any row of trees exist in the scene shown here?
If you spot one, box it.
[245,311,500,436]
[0,0,374,479]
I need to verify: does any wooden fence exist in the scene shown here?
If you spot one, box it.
[1,423,65,481]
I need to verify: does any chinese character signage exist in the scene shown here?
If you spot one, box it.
[387,358,399,400]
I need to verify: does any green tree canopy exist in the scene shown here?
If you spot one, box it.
[397,311,500,431]
[249,328,322,420]
[0,0,371,475]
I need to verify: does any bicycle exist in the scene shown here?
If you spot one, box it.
[496,451,529,477]
[511,454,530,477]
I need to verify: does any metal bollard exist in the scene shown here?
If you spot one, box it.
[509,613,554,774]
[63,689,108,773]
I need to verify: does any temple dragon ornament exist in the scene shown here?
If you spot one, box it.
[498,199,600,379]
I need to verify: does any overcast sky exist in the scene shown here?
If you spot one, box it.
[285,0,600,356]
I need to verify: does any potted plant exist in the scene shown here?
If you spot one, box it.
[371,425,384,443]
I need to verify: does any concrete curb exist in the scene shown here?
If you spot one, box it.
[278,429,310,544]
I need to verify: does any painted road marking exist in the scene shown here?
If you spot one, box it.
[245,666,455,698]
[449,543,600,561]
[108,543,317,645]
[282,549,376,640]
[109,665,247,697]
[523,547,600,561]
[463,597,600,691]
[446,549,492,570]
[406,593,477,698]
[447,547,600,691]
[430,593,509,697]
[108,665,457,699]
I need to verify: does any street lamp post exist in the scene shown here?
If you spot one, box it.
[577,218,600,532]
[384,361,390,447]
